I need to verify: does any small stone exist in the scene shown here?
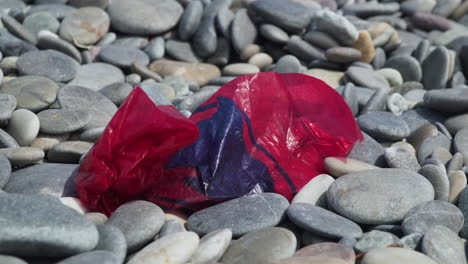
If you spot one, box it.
[0,193,98,258]
[222,63,259,76]
[150,60,221,86]
[99,45,149,68]
[1,14,37,45]
[398,233,423,249]
[422,47,451,90]
[448,153,464,173]
[23,12,60,37]
[17,50,79,83]
[422,225,466,264]
[286,37,326,61]
[6,109,39,146]
[362,247,438,264]
[59,7,110,46]
[221,227,296,264]
[347,132,387,167]
[0,155,11,188]
[418,134,451,163]
[431,147,453,165]
[95,225,127,264]
[292,174,334,207]
[424,88,468,114]
[352,31,375,63]
[144,37,165,61]
[326,47,362,64]
[126,232,199,264]
[187,193,289,237]
[248,53,273,70]
[295,243,355,264]
[0,93,16,123]
[158,219,185,238]
[327,169,434,225]
[37,109,91,134]
[30,133,69,152]
[344,2,400,18]
[324,157,377,177]
[287,203,363,239]
[346,66,390,90]
[386,93,409,116]
[309,9,358,46]
[357,111,411,141]
[384,146,420,171]
[47,141,93,164]
[354,230,399,253]
[274,55,302,74]
[107,0,183,35]
[0,28,37,57]
[191,229,232,264]
[260,24,289,44]
[37,32,82,63]
[177,0,203,41]
[384,56,422,83]
[305,69,344,89]
[86,212,108,225]
[69,63,125,91]
[0,76,58,112]
[0,147,44,167]
[412,12,452,31]
[402,200,464,236]
[418,165,450,201]
[231,9,256,54]
[304,31,339,50]
[449,170,467,204]
[99,82,133,106]
[106,200,165,252]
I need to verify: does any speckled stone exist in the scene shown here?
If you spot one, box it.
[421,225,466,264]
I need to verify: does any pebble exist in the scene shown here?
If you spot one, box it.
[402,200,464,236]
[0,255,27,264]
[99,82,133,106]
[150,59,221,86]
[0,147,44,167]
[37,109,90,134]
[248,53,273,70]
[165,40,199,63]
[0,155,11,188]
[0,75,58,112]
[287,203,363,239]
[304,31,339,50]
[86,212,108,225]
[95,225,127,264]
[56,250,118,264]
[384,146,420,171]
[59,7,110,46]
[352,31,375,63]
[455,127,468,164]
[37,32,82,63]
[327,168,434,225]
[222,63,259,76]
[398,232,423,249]
[27,4,76,20]
[274,55,302,74]
[6,109,39,147]
[127,232,199,264]
[31,133,69,152]
[354,230,399,253]
[458,187,468,239]
[324,157,377,177]
[47,141,93,164]
[158,219,185,238]
[191,229,232,264]
[305,69,344,89]
[17,50,79,82]
[177,0,203,41]
[347,132,387,167]
[294,243,355,264]
[346,66,390,90]
[292,174,334,206]
[286,37,326,61]
[418,134,452,163]
[421,225,467,264]
[357,111,411,141]
[0,93,16,123]
[362,247,438,264]
[108,0,183,35]
[260,24,289,44]
[0,193,98,257]
[418,165,450,201]
[1,14,37,45]
[310,10,358,46]
[231,9,257,54]
[422,47,451,90]
[326,47,362,64]
[187,193,289,237]
[221,227,296,264]
[99,45,149,68]
[449,170,467,204]
[275,256,348,264]
[144,37,165,61]
[425,88,468,114]
[69,63,125,91]
[412,12,452,31]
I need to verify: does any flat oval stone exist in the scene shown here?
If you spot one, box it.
[37,32,82,63]
[56,250,118,264]
[445,113,468,135]
[418,165,449,201]
[150,59,220,86]
[23,12,60,36]
[59,7,110,46]
[422,47,450,90]
[187,193,289,237]
[0,76,58,112]
[0,128,19,148]
[0,193,98,258]
[221,227,296,264]
[222,63,259,76]
[347,132,387,167]
[17,50,79,83]
[127,232,199,264]
[165,40,199,63]
[0,155,11,189]
[402,200,463,236]
[384,146,420,171]
[418,134,451,163]
[69,63,125,91]
[4,163,77,197]
[0,147,44,167]
[326,47,362,64]
[27,4,76,20]
[38,109,91,134]
[309,10,358,46]
[98,82,133,106]
[99,45,149,68]
[295,242,355,264]
[422,225,466,264]
[292,174,334,206]
[31,133,69,152]
[324,157,378,177]
[191,229,232,264]
[177,0,203,41]
[274,55,302,74]
[6,109,39,146]
[106,200,165,252]
[449,170,467,204]
[94,225,126,264]
[357,111,411,141]
[287,203,363,239]
[346,66,390,90]
[260,24,289,44]
[108,0,183,35]
[286,38,326,61]
[384,55,422,82]
[328,169,434,225]
[58,85,117,129]
[231,9,257,54]
[0,93,16,122]
[362,247,438,264]
[47,141,93,164]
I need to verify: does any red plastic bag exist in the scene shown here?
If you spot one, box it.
[75,72,362,215]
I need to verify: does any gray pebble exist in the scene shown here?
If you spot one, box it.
[346,66,390,90]
[37,32,82,63]
[418,165,450,201]
[274,55,302,73]
[0,155,11,189]
[165,40,199,63]
[79,127,104,143]
[95,225,127,264]
[422,225,467,264]
[422,47,451,90]
[259,24,289,44]
[59,7,110,46]
[158,219,185,238]
[37,109,91,134]
[354,230,399,254]
[347,132,387,167]
[357,111,411,141]
[56,250,118,264]
[384,55,422,82]
[309,9,358,46]
[0,93,16,123]
[48,141,93,164]
[397,232,423,249]
[17,50,79,82]
[99,45,149,68]
[384,146,420,171]
[231,9,256,54]
[99,82,133,106]
[418,134,451,163]
[69,63,125,91]
[178,0,203,41]
[144,37,165,60]
[286,37,326,62]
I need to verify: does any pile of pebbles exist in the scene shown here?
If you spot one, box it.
[2,0,468,263]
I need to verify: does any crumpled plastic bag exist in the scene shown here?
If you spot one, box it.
[75,72,363,215]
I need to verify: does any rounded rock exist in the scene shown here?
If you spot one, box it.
[98,45,150,68]
[6,109,39,146]
[421,225,466,264]
[37,109,91,134]
[47,141,93,164]
[69,63,125,91]
[357,111,411,141]
[362,247,438,264]
[23,12,60,36]
[222,63,259,76]
[191,229,232,264]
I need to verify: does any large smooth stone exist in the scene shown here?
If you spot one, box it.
[150,59,221,86]
[187,193,289,237]
[0,193,98,257]
[287,203,363,239]
[106,200,165,252]
[58,85,117,130]
[69,63,125,91]
[402,200,463,236]
[362,247,438,264]
[17,50,79,82]
[191,229,232,264]
[0,76,58,112]
[294,242,355,264]
[357,111,411,141]
[107,0,183,35]
[421,225,467,264]
[292,174,334,206]
[6,109,39,146]
[4,163,78,197]
[327,169,435,225]
[221,227,296,264]
[126,232,199,264]
[59,7,110,46]
[38,109,91,134]
[424,88,468,114]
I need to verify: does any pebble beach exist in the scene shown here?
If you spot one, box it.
[1,0,468,263]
